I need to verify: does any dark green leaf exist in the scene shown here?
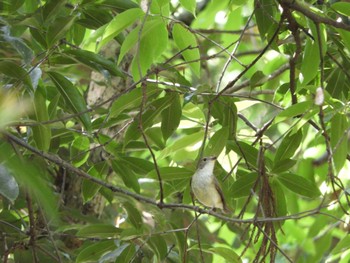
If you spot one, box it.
[270,179,287,217]
[161,92,182,142]
[65,49,123,77]
[331,113,348,173]
[231,172,258,198]
[148,236,168,261]
[332,2,350,16]
[148,167,192,180]
[47,71,92,131]
[123,202,143,229]
[207,247,241,263]
[274,129,302,163]
[277,173,321,198]
[82,164,108,203]
[299,38,320,86]
[0,61,33,89]
[275,101,313,122]
[110,86,160,118]
[272,158,297,173]
[112,161,140,193]
[254,0,278,39]
[76,240,116,263]
[118,156,154,175]
[46,16,76,47]
[77,224,122,238]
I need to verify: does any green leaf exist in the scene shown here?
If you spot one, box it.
[32,87,51,152]
[46,15,76,47]
[227,141,259,168]
[112,161,140,193]
[277,173,321,198]
[110,86,160,118]
[118,156,154,175]
[274,129,302,163]
[230,172,258,198]
[100,0,139,11]
[159,131,204,159]
[47,71,91,131]
[207,247,241,263]
[123,202,143,229]
[115,244,136,262]
[161,92,182,142]
[254,0,278,39]
[204,127,229,157]
[148,167,192,180]
[211,97,237,139]
[270,179,287,217]
[65,49,123,77]
[172,23,200,76]
[326,68,347,99]
[76,240,116,263]
[130,17,169,80]
[275,101,313,122]
[77,224,122,238]
[124,94,176,143]
[330,113,348,173]
[337,29,350,52]
[179,0,196,16]
[0,61,33,90]
[271,158,297,173]
[0,165,19,202]
[331,235,350,255]
[70,136,90,167]
[299,38,320,86]
[82,164,108,203]
[99,8,144,49]
[332,2,350,16]
[148,236,168,261]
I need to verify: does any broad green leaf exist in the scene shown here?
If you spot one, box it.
[123,202,143,229]
[172,23,200,76]
[277,173,321,198]
[0,61,33,90]
[32,86,51,152]
[207,247,241,263]
[0,165,19,202]
[161,92,182,142]
[76,240,116,263]
[99,8,144,49]
[115,244,136,262]
[112,161,140,193]
[254,0,278,39]
[110,86,160,118]
[42,0,66,22]
[82,164,108,203]
[145,127,166,149]
[332,2,350,16]
[148,167,192,180]
[270,179,287,217]
[47,71,91,131]
[65,49,123,77]
[204,127,229,157]
[230,172,258,198]
[118,156,154,175]
[330,113,348,173]
[337,29,350,55]
[274,129,302,163]
[180,0,196,16]
[331,235,350,255]
[159,131,204,159]
[100,0,139,11]
[148,236,168,261]
[70,136,90,167]
[271,158,296,173]
[299,38,320,86]
[130,17,169,79]
[326,68,347,99]
[227,141,259,168]
[124,94,176,143]
[46,16,76,47]
[275,101,313,122]
[211,97,237,139]
[77,224,122,238]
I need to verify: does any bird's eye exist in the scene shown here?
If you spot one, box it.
[203,157,207,161]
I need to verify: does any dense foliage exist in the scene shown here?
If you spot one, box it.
[1,0,350,262]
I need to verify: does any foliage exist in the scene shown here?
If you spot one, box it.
[0,0,350,262]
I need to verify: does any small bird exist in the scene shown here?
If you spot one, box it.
[191,156,230,213]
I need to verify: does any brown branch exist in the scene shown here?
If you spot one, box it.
[280,0,350,31]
